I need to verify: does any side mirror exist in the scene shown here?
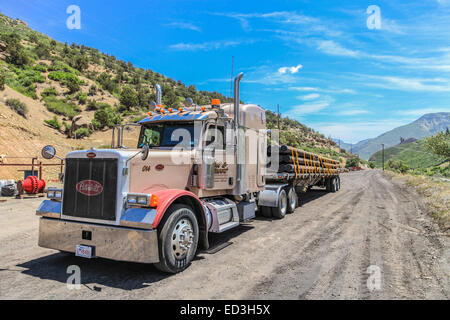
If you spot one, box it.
[41,145,56,160]
[141,144,149,161]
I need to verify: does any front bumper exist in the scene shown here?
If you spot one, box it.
[38,217,159,264]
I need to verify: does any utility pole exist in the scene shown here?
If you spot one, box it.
[381,144,385,171]
[277,104,280,130]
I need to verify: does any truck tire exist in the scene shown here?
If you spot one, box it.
[286,187,297,214]
[331,178,337,193]
[336,177,341,191]
[326,179,332,192]
[271,189,287,219]
[154,204,199,274]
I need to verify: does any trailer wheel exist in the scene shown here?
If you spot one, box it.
[286,187,297,214]
[326,179,332,192]
[271,189,287,219]
[331,178,337,193]
[154,204,199,274]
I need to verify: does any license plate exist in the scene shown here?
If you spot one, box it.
[75,245,93,259]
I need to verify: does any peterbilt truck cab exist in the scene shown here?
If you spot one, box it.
[37,73,269,273]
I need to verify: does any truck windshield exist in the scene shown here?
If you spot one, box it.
[137,121,198,148]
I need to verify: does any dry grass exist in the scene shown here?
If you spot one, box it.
[394,173,450,232]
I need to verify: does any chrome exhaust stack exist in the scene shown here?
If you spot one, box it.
[234,73,244,129]
[233,73,244,194]
[156,84,162,105]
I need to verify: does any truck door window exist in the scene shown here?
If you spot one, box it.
[205,125,225,150]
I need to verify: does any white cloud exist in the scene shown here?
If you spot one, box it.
[316,40,360,57]
[395,108,450,116]
[288,86,320,91]
[298,93,320,100]
[313,119,411,143]
[278,64,303,74]
[164,22,201,32]
[338,109,371,116]
[360,75,450,92]
[170,39,251,51]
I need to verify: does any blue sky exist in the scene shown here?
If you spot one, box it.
[1,0,450,143]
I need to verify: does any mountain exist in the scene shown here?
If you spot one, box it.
[353,112,450,160]
[0,13,348,179]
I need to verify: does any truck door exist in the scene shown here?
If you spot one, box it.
[204,122,235,190]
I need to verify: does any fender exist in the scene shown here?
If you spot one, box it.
[152,189,209,249]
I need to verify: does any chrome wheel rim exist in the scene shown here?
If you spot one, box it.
[280,192,287,215]
[288,189,296,210]
[171,218,194,259]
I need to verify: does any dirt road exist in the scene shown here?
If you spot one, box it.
[0,170,448,299]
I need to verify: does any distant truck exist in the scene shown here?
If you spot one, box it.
[36,73,340,273]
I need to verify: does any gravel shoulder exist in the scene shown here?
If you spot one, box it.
[0,170,448,299]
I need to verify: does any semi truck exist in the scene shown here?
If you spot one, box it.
[36,73,341,273]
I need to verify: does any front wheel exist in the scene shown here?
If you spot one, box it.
[154,204,199,274]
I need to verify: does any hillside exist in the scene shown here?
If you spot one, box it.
[0,12,349,179]
[350,112,450,160]
[369,138,449,177]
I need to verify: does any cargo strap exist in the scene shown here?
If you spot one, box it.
[290,147,298,178]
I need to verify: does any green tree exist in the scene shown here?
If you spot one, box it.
[346,158,359,168]
[425,131,450,159]
[34,42,51,59]
[369,162,376,169]
[120,86,138,109]
[73,55,89,72]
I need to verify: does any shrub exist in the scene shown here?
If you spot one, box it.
[77,92,87,104]
[32,64,48,73]
[346,158,359,168]
[119,86,138,109]
[44,96,80,119]
[92,105,121,130]
[48,71,82,93]
[73,127,91,139]
[34,42,51,59]
[48,61,79,74]
[41,86,59,98]
[62,121,71,133]
[44,116,61,130]
[6,98,28,117]
[86,99,98,111]
[88,85,97,96]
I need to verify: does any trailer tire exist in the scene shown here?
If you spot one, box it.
[331,177,337,193]
[154,204,199,274]
[271,189,287,219]
[286,187,297,214]
[326,179,332,192]
[260,206,272,218]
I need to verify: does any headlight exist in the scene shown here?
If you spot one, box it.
[126,193,158,207]
[47,188,63,200]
